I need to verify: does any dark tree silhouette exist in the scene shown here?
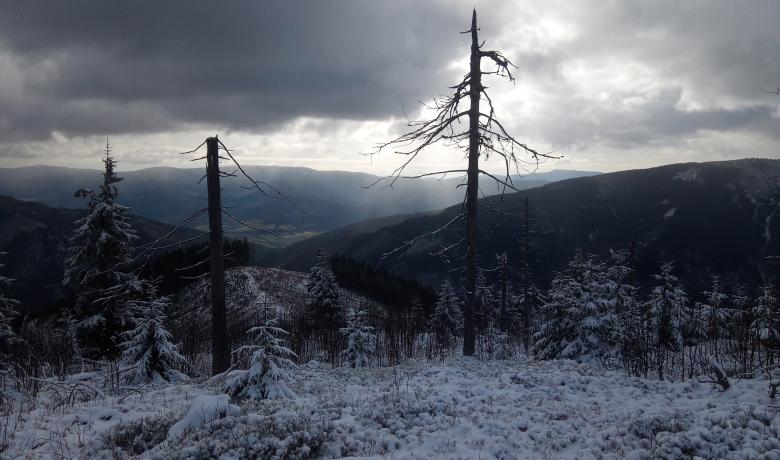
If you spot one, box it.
[370,9,554,355]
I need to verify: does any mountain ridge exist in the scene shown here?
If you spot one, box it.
[257,158,780,293]
[0,165,599,240]
[0,195,203,313]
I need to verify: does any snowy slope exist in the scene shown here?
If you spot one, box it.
[3,357,778,458]
[171,266,383,366]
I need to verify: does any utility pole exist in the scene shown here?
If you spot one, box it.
[206,136,229,375]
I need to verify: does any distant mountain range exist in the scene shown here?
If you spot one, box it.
[0,196,202,313]
[0,165,599,244]
[258,158,780,294]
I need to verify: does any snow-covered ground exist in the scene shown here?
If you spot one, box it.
[3,357,779,459]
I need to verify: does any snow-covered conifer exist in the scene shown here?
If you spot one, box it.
[605,249,638,318]
[750,283,779,345]
[340,306,376,368]
[0,252,22,361]
[495,253,520,333]
[306,250,341,328]
[532,271,571,360]
[533,251,618,363]
[645,261,688,380]
[485,321,513,359]
[432,280,463,350]
[605,249,639,366]
[475,269,496,329]
[518,280,545,351]
[63,143,140,358]
[702,276,729,332]
[120,293,186,384]
[697,275,730,360]
[224,317,297,400]
[409,297,428,329]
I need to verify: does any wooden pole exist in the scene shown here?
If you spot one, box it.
[206,136,229,375]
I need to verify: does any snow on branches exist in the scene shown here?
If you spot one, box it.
[341,306,376,368]
[63,144,141,359]
[224,318,297,400]
[306,250,342,328]
[533,251,621,363]
[432,280,463,351]
[120,293,186,384]
[0,252,22,361]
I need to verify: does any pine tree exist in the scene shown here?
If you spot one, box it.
[340,306,376,368]
[432,280,463,350]
[750,283,779,358]
[63,142,140,359]
[224,317,297,400]
[645,261,688,380]
[0,252,23,362]
[306,250,341,328]
[120,292,186,384]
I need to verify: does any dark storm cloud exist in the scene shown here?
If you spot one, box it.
[0,0,466,139]
[0,0,778,168]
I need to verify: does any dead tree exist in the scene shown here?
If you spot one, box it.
[520,197,531,351]
[371,9,554,355]
[205,137,229,375]
[180,136,293,375]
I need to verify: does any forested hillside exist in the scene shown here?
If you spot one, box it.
[264,158,780,293]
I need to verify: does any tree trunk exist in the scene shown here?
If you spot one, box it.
[499,254,507,331]
[522,197,530,352]
[206,137,230,375]
[463,8,481,357]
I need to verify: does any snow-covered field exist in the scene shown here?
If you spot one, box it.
[3,357,779,459]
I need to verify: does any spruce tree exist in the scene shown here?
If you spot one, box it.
[432,280,463,350]
[306,250,341,328]
[645,261,688,380]
[63,142,139,359]
[120,292,186,384]
[697,275,730,360]
[750,283,779,364]
[475,269,496,331]
[340,305,376,368]
[518,280,545,352]
[0,252,22,362]
[495,253,518,333]
[731,284,753,373]
[533,251,618,362]
[485,320,513,360]
[224,317,297,400]
[605,249,639,368]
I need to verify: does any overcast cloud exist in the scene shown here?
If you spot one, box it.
[0,0,777,174]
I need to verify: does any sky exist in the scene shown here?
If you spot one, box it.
[0,0,778,176]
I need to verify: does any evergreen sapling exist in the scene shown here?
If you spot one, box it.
[341,305,376,368]
[120,292,186,384]
[225,317,297,400]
